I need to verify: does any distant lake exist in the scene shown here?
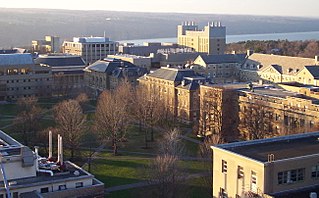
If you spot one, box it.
[119,31,319,45]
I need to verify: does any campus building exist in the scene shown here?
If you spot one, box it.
[177,21,226,55]
[240,52,319,85]
[0,53,52,101]
[118,42,179,57]
[238,86,319,139]
[107,54,152,71]
[212,132,319,198]
[35,54,86,97]
[84,58,147,96]
[138,67,205,124]
[191,53,246,83]
[0,130,104,198]
[62,37,118,64]
[32,36,60,53]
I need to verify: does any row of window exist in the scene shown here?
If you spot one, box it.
[6,86,51,91]
[6,78,51,83]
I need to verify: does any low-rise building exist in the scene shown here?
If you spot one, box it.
[212,132,319,198]
[0,53,52,101]
[35,54,86,97]
[0,130,104,198]
[107,54,151,71]
[63,36,118,64]
[84,58,147,96]
[240,52,319,85]
[138,67,205,124]
[118,42,179,57]
[192,53,246,83]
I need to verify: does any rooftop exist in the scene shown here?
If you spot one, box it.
[0,54,34,66]
[217,132,319,163]
[145,67,199,82]
[35,55,85,67]
[72,37,114,43]
[199,53,247,64]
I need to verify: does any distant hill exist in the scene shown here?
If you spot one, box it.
[1,8,319,48]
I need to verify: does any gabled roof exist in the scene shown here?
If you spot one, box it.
[35,56,85,67]
[85,59,136,74]
[112,67,147,79]
[260,64,283,74]
[199,54,247,64]
[0,53,34,66]
[247,53,316,75]
[147,67,199,82]
[164,53,203,62]
[303,66,319,79]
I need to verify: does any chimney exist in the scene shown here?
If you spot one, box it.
[48,131,52,159]
[232,50,237,54]
[247,49,254,57]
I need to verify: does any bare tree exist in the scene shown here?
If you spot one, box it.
[238,101,274,140]
[94,82,132,155]
[199,134,224,197]
[14,96,42,145]
[133,87,164,148]
[147,129,185,198]
[53,99,86,159]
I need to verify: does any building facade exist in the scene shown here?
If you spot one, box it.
[62,37,118,65]
[32,36,60,53]
[107,54,152,71]
[138,67,205,124]
[212,132,319,198]
[192,53,246,83]
[35,54,86,97]
[0,130,104,198]
[84,58,147,96]
[177,21,226,55]
[0,53,52,101]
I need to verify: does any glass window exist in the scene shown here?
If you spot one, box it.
[278,168,305,184]
[58,185,67,190]
[40,187,49,193]
[75,182,83,188]
[222,160,227,173]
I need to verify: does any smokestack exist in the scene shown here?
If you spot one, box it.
[48,131,52,159]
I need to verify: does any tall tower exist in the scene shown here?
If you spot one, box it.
[177,21,226,55]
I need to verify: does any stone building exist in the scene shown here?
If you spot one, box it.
[62,36,118,64]
[238,86,319,138]
[107,54,151,71]
[138,67,205,124]
[212,132,319,198]
[32,35,60,54]
[192,53,246,83]
[35,54,86,97]
[84,58,147,96]
[177,21,226,55]
[240,52,319,85]
[0,53,52,101]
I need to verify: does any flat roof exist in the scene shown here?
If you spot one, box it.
[217,132,319,163]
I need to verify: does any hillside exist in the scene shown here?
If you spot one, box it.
[1,8,319,48]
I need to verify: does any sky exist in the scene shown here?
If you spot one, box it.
[0,0,318,18]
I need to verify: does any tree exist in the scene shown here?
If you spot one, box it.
[53,99,86,159]
[94,82,132,155]
[199,134,224,197]
[147,129,185,198]
[14,96,42,145]
[238,101,274,140]
[133,86,164,148]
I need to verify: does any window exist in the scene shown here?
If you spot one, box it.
[12,192,18,198]
[278,168,305,184]
[40,187,49,193]
[238,166,244,178]
[75,182,83,188]
[220,188,227,198]
[251,171,257,192]
[312,165,319,178]
[58,184,67,190]
[222,160,227,173]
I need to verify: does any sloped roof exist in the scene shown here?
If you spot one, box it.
[248,53,316,75]
[165,53,203,62]
[112,67,147,79]
[260,64,283,74]
[177,80,200,90]
[0,53,34,66]
[147,67,198,82]
[35,56,85,67]
[85,59,136,74]
[200,54,247,64]
[304,66,319,79]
